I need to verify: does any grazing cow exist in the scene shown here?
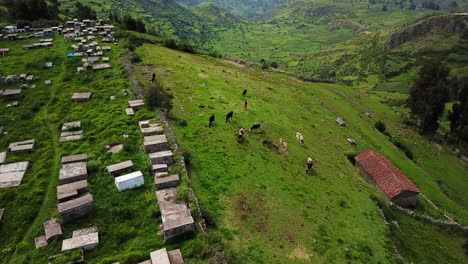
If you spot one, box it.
[238,128,245,142]
[279,138,288,151]
[199,105,205,109]
[242,89,247,96]
[306,157,314,173]
[151,73,156,83]
[226,111,234,123]
[209,114,215,128]
[296,132,304,146]
[249,123,261,132]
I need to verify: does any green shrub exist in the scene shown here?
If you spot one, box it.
[391,138,414,160]
[144,79,173,110]
[375,120,386,133]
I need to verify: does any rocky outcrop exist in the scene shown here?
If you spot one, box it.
[385,13,468,50]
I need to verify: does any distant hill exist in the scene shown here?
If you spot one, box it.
[61,0,238,46]
[175,0,285,18]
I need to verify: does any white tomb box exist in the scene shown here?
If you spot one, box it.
[115,171,144,191]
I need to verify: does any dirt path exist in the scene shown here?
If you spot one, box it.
[121,53,145,99]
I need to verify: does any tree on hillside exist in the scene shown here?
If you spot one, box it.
[408,59,450,134]
[123,14,147,33]
[74,2,96,20]
[6,0,59,21]
[449,79,468,144]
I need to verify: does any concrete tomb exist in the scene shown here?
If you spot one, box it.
[107,144,123,154]
[0,161,29,188]
[0,48,9,56]
[58,193,95,223]
[72,92,92,102]
[168,249,184,264]
[128,100,144,109]
[72,226,97,238]
[0,152,6,164]
[106,160,133,176]
[336,117,347,127]
[45,62,53,68]
[125,108,135,116]
[8,139,35,153]
[149,150,173,165]
[143,134,169,153]
[150,248,171,264]
[59,162,88,184]
[62,231,99,251]
[152,164,168,173]
[155,174,180,189]
[92,63,111,71]
[139,120,164,135]
[35,235,48,249]
[2,89,22,100]
[44,218,63,242]
[44,80,52,85]
[62,153,87,164]
[115,171,144,192]
[57,180,88,202]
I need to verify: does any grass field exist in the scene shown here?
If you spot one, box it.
[134,44,468,263]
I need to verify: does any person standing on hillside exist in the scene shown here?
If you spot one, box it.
[242,89,247,96]
[209,114,215,128]
[243,100,248,110]
[151,73,156,83]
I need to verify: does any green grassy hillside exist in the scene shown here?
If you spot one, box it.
[133,44,468,263]
[176,0,285,18]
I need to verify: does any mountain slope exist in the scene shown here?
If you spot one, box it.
[62,0,238,46]
[133,43,468,264]
[176,0,285,18]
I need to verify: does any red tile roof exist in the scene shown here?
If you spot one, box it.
[355,150,420,198]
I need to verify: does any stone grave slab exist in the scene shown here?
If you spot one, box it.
[58,193,94,223]
[106,160,133,176]
[57,180,88,202]
[92,63,111,71]
[59,162,87,184]
[72,226,98,238]
[61,232,98,251]
[128,100,144,109]
[125,108,134,116]
[168,249,184,264]
[149,150,173,165]
[44,218,63,242]
[150,248,170,264]
[143,135,168,153]
[0,152,6,164]
[62,154,87,164]
[152,164,168,173]
[61,121,81,131]
[0,161,29,188]
[155,174,180,189]
[8,139,35,153]
[72,92,92,102]
[35,235,48,249]
[107,144,123,154]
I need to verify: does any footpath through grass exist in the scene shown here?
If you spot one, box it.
[135,44,468,264]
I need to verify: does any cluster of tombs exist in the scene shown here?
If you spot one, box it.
[139,118,195,240]
[0,73,39,107]
[0,138,35,188]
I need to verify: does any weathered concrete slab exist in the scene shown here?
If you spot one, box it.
[143,135,168,153]
[106,160,133,176]
[141,126,163,135]
[92,63,111,71]
[57,180,88,202]
[128,100,144,109]
[336,117,347,127]
[155,174,180,189]
[162,209,195,240]
[149,150,173,165]
[62,232,98,251]
[0,152,6,164]
[8,139,35,152]
[59,134,83,143]
[62,154,87,164]
[107,144,123,154]
[2,89,22,100]
[152,164,168,173]
[58,193,94,223]
[137,261,151,264]
[59,162,87,185]
[72,92,92,102]
[0,161,29,188]
[72,226,97,237]
[156,188,177,203]
[115,171,144,192]
[44,80,51,85]
[150,248,170,264]
[61,121,81,131]
[168,249,184,264]
[44,218,62,242]
[125,108,135,116]
[35,235,48,249]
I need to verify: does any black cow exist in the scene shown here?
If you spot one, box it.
[226,111,234,123]
[209,114,215,127]
[249,123,261,132]
[242,89,247,96]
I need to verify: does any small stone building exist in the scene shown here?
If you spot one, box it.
[355,150,420,207]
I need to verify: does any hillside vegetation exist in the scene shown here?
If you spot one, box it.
[133,43,468,263]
